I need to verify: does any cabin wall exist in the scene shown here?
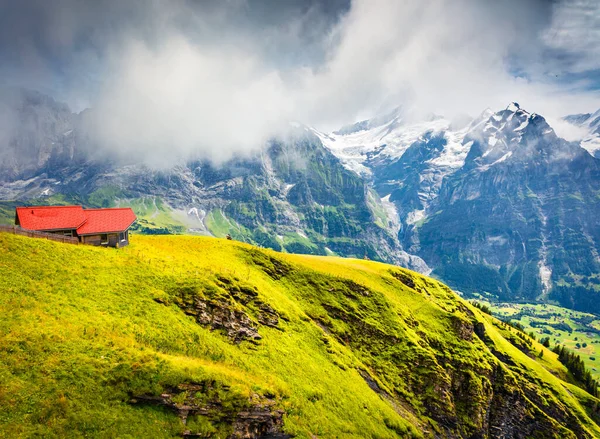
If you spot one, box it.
[44,229,76,237]
[82,233,117,247]
[118,230,130,247]
[81,230,130,247]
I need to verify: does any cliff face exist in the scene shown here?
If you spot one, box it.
[320,103,600,312]
[1,233,599,438]
[413,106,600,310]
[0,88,92,182]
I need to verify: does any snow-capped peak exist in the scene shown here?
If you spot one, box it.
[507,102,521,113]
[314,108,466,177]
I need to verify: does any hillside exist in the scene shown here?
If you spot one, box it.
[0,88,423,271]
[1,234,600,438]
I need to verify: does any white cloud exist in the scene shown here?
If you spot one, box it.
[542,0,600,73]
[549,116,591,142]
[88,37,294,166]
[5,0,600,165]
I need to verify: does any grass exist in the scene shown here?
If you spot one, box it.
[1,233,599,438]
[366,189,389,229]
[204,209,249,240]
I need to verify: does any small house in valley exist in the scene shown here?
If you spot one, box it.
[15,206,137,247]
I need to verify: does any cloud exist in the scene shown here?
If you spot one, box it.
[2,0,600,165]
[549,116,592,142]
[88,36,294,166]
[542,0,600,73]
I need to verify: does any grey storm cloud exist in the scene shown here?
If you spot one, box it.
[1,0,599,165]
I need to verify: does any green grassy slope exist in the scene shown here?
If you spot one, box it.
[1,234,600,438]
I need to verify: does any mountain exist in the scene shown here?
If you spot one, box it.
[320,103,600,313]
[3,88,600,314]
[564,109,600,158]
[2,232,600,438]
[0,88,426,271]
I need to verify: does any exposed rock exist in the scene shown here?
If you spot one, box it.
[256,303,280,328]
[215,276,282,330]
[230,407,290,439]
[451,315,474,341]
[130,382,289,439]
[247,250,292,280]
[163,276,284,343]
[474,321,486,340]
[390,270,417,290]
[341,280,371,297]
[190,299,262,343]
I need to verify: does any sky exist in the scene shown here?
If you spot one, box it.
[1,0,600,163]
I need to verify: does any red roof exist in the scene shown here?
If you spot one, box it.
[16,205,87,231]
[76,208,137,235]
[16,206,136,235]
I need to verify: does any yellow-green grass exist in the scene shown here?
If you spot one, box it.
[1,233,600,438]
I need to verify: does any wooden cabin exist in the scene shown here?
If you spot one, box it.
[15,206,137,247]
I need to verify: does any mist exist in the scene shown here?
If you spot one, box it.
[2,0,600,165]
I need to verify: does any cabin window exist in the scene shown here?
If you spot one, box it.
[119,232,126,242]
[63,231,73,237]
[100,234,108,244]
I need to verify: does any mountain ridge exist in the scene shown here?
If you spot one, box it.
[0,88,427,271]
[320,102,600,312]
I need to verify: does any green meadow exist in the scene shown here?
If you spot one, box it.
[1,233,600,438]
[480,301,600,379]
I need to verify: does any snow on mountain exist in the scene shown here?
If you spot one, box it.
[469,102,561,170]
[313,110,475,178]
[319,102,564,184]
[564,108,600,157]
[315,102,580,239]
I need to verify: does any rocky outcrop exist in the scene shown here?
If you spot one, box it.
[130,382,289,439]
[182,298,262,343]
[160,275,283,343]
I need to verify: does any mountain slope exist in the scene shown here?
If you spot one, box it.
[0,88,423,270]
[322,103,600,312]
[416,104,600,309]
[1,233,600,438]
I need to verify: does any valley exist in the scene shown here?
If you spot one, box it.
[475,300,600,379]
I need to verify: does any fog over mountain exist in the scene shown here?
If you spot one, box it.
[1,0,600,165]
